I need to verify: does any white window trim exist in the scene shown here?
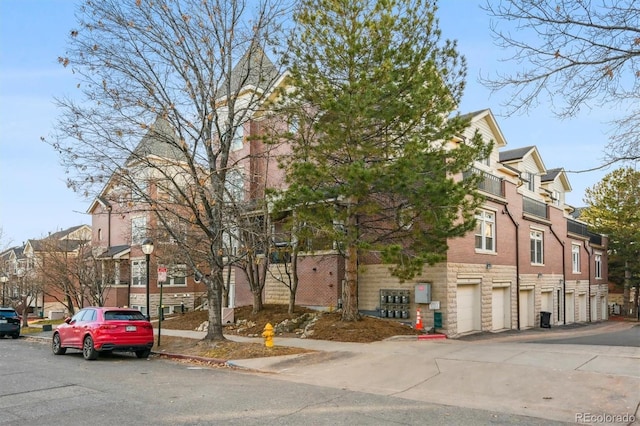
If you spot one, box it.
[164,264,187,287]
[530,229,544,265]
[131,216,147,245]
[594,252,603,279]
[474,208,496,253]
[231,125,244,151]
[131,258,147,287]
[571,244,581,273]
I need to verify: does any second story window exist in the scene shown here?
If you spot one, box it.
[526,172,536,192]
[572,244,581,273]
[131,259,146,286]
[474,209,495,252]
[168,264,187,286]
[530,230,544,265]
[231,125,244,151]
[594,253,602,279]
[131,217,147,245]
[225,169,244,202]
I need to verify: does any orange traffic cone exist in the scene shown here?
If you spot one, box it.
[415,308,423,330]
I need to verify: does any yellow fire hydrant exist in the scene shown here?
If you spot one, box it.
[262,323,274,348]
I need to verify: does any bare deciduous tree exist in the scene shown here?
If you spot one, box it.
[33,237,103,315]
[482,0,640,166]
[46,0,290,341]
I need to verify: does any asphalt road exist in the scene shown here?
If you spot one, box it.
[0,337,571,426]
[526,324,640,347]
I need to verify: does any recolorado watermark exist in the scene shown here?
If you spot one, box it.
[576,412,636,424]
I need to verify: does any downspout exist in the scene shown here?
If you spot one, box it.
[107,205,112,248]
[549,226,566,325]
[583,240,592,322]
[503,205,520,330]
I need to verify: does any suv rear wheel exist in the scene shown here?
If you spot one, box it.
[83,335,98,360]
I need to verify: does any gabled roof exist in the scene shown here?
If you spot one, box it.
[129,117,185,165]
[96,245,130,260]
[46,225,89,241]
[499,146,536,162]
[220,45,281,96]
[26,238,87,254]
[464,109,508,149]
[541,167,572,191]
[0,246,23,262]
[499,145,547,173]
[541,168,561,182]
[88,117,185,214]
[25,225,92,255]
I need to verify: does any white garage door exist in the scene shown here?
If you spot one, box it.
[601,297,608,320]
[566,292,575,324]
[519,289,534,329]
[492,287,510,331]
[578,294,587,322]
[457,284,480,334]
[541,291,553,324]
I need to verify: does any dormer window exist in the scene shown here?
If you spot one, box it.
[525,172,535,191]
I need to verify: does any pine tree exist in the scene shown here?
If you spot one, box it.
[278,0,491,321]
[581,168,640,311]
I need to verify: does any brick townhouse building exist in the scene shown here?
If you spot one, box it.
[1,225,92,318]
[86,53,608,337]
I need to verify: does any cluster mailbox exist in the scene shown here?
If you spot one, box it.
[379,289,410,319]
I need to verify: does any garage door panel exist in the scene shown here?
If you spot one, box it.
[492,288,505,330]
[457,284,480,334]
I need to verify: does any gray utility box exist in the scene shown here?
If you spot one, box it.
[414,283,431,304]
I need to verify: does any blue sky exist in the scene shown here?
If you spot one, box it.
[0,0,613,248]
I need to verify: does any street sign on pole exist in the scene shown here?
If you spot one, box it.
[158,267,167,283]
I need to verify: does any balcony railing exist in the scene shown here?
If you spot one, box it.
[463,167,504,197]
[523,196,548,219]
[568,219,603,245]
[567,219,589,237]
[588,232,602,246]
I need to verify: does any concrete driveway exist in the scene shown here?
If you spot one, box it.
[228,320,640,424]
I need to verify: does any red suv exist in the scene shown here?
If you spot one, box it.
[52,307,154,360]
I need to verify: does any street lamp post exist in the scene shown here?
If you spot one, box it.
[141,239,154,321]
[0,274,7,306]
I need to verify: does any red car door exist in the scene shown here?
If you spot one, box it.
[63,309,90,348]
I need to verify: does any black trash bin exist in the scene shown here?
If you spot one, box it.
[540,311,551,328]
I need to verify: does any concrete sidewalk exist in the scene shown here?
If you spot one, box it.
[26,321,640,424]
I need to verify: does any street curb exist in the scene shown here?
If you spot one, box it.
[417,334,447,340]
[152,350,228,365]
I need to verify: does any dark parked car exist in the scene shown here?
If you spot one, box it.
[52,307,154,360]
[0,307,21,339]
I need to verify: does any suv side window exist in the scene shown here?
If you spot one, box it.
[70,309,87,323]
[84,309,96,322]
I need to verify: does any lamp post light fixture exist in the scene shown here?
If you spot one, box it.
[0,274,8,306]
[141,238,154,320]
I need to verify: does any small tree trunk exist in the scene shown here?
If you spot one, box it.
[624,260,631,315]
[342,242,359,321]
[251,290,263,315]
[204,269,226,341]
[21,296,29,328]
[287,250,299,314]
